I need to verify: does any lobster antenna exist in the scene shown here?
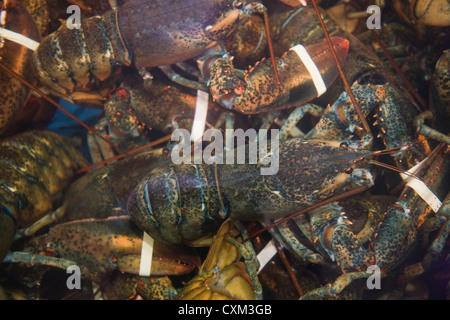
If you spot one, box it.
[370,160,419,180]
[75,137,171,174]
[246,184,372,241]
[309,0,371,136]
[369,137,432,159]
[369,28,426,112]
[76,121,215,173]
[273,238,304,297]
[262,9,281,85]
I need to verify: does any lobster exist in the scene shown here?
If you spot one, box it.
[1,0,448,301]
[0,130,88,262]
[293,142,450,299]
[119,3,437,249]
[15,148,169,238]
[126,137,375,245]
[100,71,226,148]
[181,2,449,299]
[31,0,267,101]
[16,134,373,247]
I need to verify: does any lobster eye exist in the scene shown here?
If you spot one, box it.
[234,1,244,9]
[339,142,349,149]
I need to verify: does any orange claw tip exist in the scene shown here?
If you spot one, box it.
[329,37,350,60]
[304,37,349,63]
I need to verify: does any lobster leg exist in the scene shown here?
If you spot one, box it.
[159,65,208,92]
[415,111,450,146]
[16,205,67,238]
[270,223,323,264]
[175,62,203,79]
[299,271,371,300]
[3,251,91,280]
[226,221,263,300]
[399,191,450,281]
[87,118,118,164]
[278,104,324,139]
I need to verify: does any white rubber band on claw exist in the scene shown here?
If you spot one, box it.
[0,27,39,51]
[139,232,154,277]
[400,158,442,213]
[191,90,209,142]
[257,239,277,274]
[290,44,327,97]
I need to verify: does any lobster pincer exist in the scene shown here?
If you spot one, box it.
[197,36,349,113]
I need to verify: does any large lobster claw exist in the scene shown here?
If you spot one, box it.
[198,37,349,114]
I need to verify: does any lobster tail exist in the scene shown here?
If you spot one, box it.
[32,10,131,99]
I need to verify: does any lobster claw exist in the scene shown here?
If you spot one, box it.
[207,57,247,109]
[197,46,247,109]
[201,37,350,114]
[236,36,350,114]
